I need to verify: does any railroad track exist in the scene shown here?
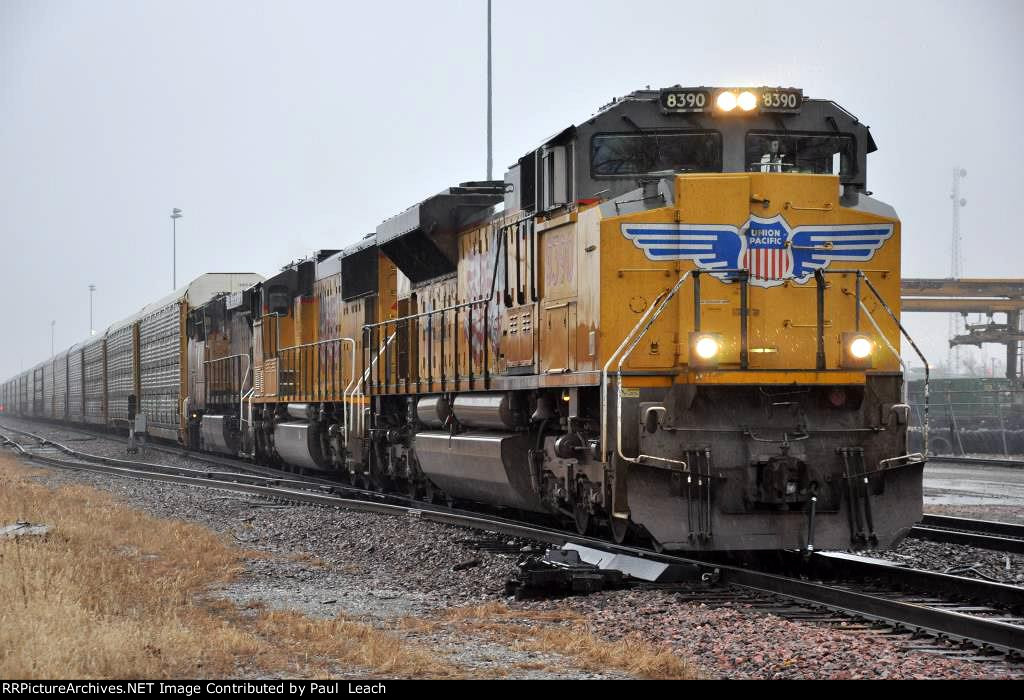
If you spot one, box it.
[0,419,353,489]
[928,455,1024,468]
[0,417,343,485]
[3,423,1024,663]
[910,514,1024,554]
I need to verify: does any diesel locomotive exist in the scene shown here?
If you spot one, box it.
[2,86,928,552]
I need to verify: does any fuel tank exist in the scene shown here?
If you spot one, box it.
[200,415,236,456]
[275,421,327,470]
[413,431,545,512]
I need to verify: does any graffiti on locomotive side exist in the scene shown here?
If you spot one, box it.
[462,231,501,368]
[543,228,576,298]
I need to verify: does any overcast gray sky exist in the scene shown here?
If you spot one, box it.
[2,0,1022,380]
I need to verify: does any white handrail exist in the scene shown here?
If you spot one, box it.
[332,338,355,449]
[858,301,929,457]
[614,272,692,470]
[600,279,679,460]
[350,332,396,439]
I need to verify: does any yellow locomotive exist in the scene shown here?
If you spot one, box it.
[234,86,925,551]
[3,86,927,552]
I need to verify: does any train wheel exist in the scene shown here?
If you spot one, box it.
[609,516,630,544]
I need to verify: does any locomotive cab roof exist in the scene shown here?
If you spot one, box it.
[504,86,877,216]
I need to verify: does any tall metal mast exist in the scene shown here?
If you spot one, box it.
[486,0,493,181]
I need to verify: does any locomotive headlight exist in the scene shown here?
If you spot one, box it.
[841,332,874,368]
[737,90,758,111]
[716,91,738,112]
[849,336,873,359]
[695,336,720,360]
[690,332,723,368]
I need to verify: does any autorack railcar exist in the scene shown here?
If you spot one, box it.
[1,274,262,443]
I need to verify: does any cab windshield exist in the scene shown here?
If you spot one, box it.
[591,131,722,177]
[746,132,856,180]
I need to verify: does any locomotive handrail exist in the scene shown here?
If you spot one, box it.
[362,297,490,394]
[201,353,251,438]
[332,338,356,448]
[602,266,929,467]
[362,298,488,328]
[275,336,353,404]
[859,274,931,457]
[615,273,693,471]
[273,336,359,445]
[600,270,692,474]
[600,277,680,462]
[354,331,396,436]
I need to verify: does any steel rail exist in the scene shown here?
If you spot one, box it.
[0,421,343,488]
[921,514,1024,538]
[3,424,1024,656]
[910,514,1024,554]
[807,551,1024,613]
[727,567,1024,655]
[927,455,1024,468]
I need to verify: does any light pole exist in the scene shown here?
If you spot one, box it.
[486,0,493,181]
[171,208,183,289]
[89,284,96,336]
[51,320,55,357]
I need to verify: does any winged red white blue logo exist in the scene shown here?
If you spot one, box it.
[621,215,893,288]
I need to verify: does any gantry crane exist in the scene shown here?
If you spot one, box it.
[901,279,1024,379]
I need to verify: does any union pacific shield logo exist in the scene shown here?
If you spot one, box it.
[743,217,791,282]
[622,214,893,288]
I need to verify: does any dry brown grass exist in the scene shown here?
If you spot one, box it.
[0,454,698,680]
[286,552,329,568]
[246,610,462,679]
[0,456,461,679]
[410,602,700,680]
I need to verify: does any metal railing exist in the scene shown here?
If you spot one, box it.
[601,271,691,472]
[601,267,930,470]
[362,298,491,395]
[202,354,248,408]
[274,337,356,402]
[857,274,930,457]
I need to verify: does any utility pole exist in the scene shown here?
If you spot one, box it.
[51,320,55,357]
[171,208,183,289]
[486,0,493,181]
[948,168,967,375]
[89,284,96,336]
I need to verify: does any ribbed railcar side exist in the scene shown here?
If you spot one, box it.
[43,357,55,419]
[67,347,84,423]
[139,302,182,441]
[31,364,45,417]
[83,338,106,425]
[20,373,29,415]
[53,350,69,420]
[106,324,135,428]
